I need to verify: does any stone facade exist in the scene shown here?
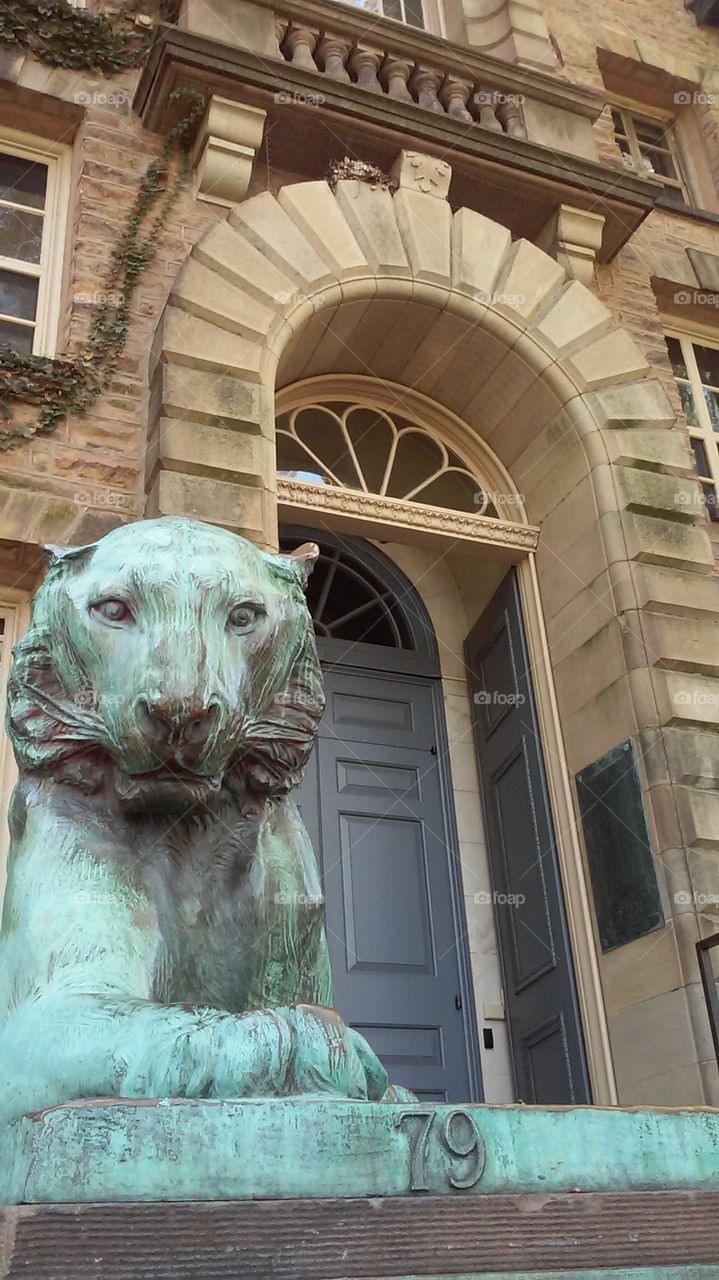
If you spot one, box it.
[1,0,719,1110]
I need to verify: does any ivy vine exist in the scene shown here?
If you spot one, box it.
[0,88,206,450]
[0,0,161,74]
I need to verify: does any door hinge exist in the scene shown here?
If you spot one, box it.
[454,993,463,1010]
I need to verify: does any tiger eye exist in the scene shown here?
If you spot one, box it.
[92,599,133,625]
[227,603,262,633]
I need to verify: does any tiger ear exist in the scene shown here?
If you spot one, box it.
[42,543,97,570]
[287,542,320,588]
[268,543,320,591]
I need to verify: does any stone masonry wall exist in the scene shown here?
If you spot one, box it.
[0,52,223,554]
[543,0,719,556]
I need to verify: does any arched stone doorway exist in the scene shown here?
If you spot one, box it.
[273,380,591,1103]
[148,169,719,1107]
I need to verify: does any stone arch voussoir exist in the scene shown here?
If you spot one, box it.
[148,176,714,748]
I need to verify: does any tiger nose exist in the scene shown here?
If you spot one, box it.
[136,699,219,750]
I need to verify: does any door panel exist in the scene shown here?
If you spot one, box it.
[297,667,473,1102]
[338,812,433,972]
[466,571,591,1105]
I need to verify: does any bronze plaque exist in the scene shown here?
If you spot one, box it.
[576,740,664,952]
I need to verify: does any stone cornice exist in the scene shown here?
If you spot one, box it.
[276,478,540,554]
[136,27,658,259]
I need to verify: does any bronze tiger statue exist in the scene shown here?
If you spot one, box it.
[0,517,408,1126]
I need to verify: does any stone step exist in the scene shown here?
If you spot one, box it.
[1,1191,719,1277]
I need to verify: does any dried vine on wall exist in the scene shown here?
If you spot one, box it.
[0,89,206,450]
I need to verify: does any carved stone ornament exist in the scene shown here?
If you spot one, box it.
[0,517,411,1130]
[390,149,453,198]
[277,477,540,551]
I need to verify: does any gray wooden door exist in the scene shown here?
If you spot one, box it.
[297,665,474,1102]
[465,571,591,1104]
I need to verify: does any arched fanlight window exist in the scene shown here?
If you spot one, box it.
[280,528,439,671]
[282,534,412,648]
[276,400,498,518]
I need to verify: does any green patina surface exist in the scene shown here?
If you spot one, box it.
[0,519,408,1146]
[1,515,719,1236]
[2,1097,719,1204]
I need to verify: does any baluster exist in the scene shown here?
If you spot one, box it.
[440,75,473,123]
[284,25,319,72]
[496,98,526,138]
[274,17,288,59]
[316,33,352,82]
[472,87,503,131]
[350,43,384,94]
[410,65,444,114]
[381,53,414,102]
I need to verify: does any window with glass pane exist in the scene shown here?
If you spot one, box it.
[276,400,498,516]
[0,147,52,354]
[612,108,690,206]
[345,0,425,26]
[665,332,719,520]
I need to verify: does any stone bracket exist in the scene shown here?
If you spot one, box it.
[191,95,267,207]
[536,202,606,286]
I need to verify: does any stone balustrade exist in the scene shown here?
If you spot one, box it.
[272,8,526,138]
[145,3,658,251]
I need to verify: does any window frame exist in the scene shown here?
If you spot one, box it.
[664,326,719,521]
[0,128,71,358]
[610,99,692,205]
[275,395,497,517]
[342,0,446,36]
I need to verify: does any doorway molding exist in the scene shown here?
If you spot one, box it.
[149,169,719,1105]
